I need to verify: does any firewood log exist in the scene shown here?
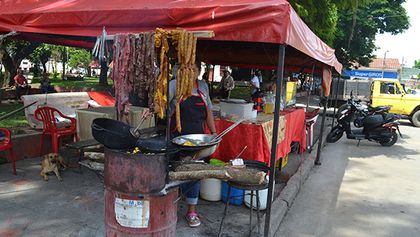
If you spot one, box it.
[169,163,267,185]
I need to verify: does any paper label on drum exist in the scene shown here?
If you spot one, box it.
[114,198,150,228]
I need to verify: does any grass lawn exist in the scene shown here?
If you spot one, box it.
[32,76,113,91]
[211,82,253,101]
[0,103,28,130]
[230,86,252,101]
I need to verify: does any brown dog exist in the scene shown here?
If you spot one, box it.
[40,153,67,181]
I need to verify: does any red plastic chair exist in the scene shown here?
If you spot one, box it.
[34,106,77,154]
[0,128,16,175]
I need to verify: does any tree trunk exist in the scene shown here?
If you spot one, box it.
[0,47,17,87]
[41,62,47,74]
[1,59,18,87]
[99,60,108,85]
[61,61,66,80]
[87,66,92,77]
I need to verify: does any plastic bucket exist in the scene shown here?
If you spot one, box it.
[244,180,274,210]
[200,178,222,201]
[221,181,244,206]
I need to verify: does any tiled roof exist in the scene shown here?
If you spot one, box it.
[368,58,401,69]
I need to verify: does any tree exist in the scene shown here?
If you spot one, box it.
[289,0,339,45]
[29,44,52,73]
[290,0,409,69]
[333,0,409,68]
[50,45,68,79]
[0,39,40,87]
[414,60,420,69]
[68,48,91,77]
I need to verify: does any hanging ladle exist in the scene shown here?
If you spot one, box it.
[130,109,151,138]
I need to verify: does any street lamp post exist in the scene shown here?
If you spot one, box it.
[382,50,389,79]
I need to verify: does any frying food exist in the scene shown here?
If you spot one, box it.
[182,141,197,146]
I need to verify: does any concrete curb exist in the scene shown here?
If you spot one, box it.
[253,137,328,237]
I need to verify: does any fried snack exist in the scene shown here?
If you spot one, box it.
[154,28,170,118]
[171,30,198,132]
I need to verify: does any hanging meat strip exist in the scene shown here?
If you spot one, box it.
[112,34,135,120]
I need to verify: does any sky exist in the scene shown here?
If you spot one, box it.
[374,0,420,67]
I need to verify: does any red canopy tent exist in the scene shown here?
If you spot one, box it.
[0,0,342,73]
[0,1,342,236]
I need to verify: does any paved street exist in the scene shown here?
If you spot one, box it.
[275,122,420,237]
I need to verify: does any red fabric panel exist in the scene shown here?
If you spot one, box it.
[286,8,343,73]
[322,67,332,97]
[212,108,306,165]
[276,108,306,162]
[0,0,342,73]
[0,0,290,44]
[88,91,115,106]
[211,120,269,163]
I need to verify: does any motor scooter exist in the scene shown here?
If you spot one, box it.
[327,97,402,146]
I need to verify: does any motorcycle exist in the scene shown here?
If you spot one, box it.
[336,99,390,128]
[327,97,402,146]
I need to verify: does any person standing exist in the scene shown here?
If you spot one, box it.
[14,69,31,99]
[219,69,235,99]
[168,63,217,227]
[40,72,54,93]
[250,71,261,95]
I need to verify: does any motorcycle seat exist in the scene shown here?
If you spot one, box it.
[383,113,396,122]
[371,106,390,113]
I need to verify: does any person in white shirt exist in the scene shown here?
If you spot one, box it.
[250,71,261,95]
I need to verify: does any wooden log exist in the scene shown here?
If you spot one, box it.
[169,170,230,181]
[170,163,267,185]
[84,152,105,162]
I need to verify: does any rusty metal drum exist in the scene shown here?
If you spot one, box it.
[104,148,167,194]
[105,187,178,237]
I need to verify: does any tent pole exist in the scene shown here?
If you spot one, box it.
[331,76,340,127]
[264,44,286,237]
[314,89,329,166]
[306,65,315,109]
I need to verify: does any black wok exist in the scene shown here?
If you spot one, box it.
[91,118,137,149]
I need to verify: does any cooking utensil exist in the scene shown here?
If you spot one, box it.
[173,134,221,148]
[172,134,222,159]
[129,111,150,137]
[211,118,245,143]
[91,118,137,149]
[233,146,248,159]
[136,134,179,154]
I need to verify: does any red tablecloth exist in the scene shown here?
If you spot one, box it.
[212,108,306,164]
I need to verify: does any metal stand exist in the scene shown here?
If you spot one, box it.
[218,182,265,237]
[330,77,340,127]
[264,44,286,237]
[315,95,329,165]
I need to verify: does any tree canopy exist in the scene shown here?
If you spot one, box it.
[289,0,409,68]
[0,39,40,86]
[68,48,91,76]
[415,60,420,69]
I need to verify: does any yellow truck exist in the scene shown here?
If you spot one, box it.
[331,78,420,127]
[371,79,420,127]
